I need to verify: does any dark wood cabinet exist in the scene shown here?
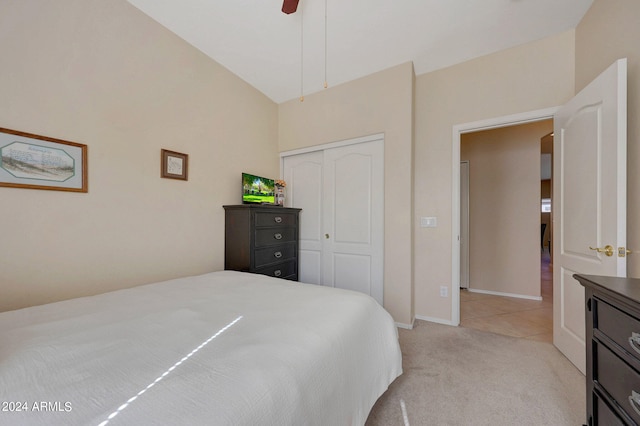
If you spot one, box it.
[574,274,640,426]
[224,205,301,281]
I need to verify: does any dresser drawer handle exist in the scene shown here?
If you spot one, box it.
[630,332,640,355]
[630,390,640,417]
[274,270,282,277]
[274,233,283,240]
[274,251,283,259]
[274,216,283,223]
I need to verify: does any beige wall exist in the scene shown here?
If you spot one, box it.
[575,0,640,277]
[0,0,279,311]
[278,62,415,325]
[414,31,575,322]
[461,120,552,297]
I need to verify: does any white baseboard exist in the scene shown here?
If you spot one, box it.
[395,320,414,330]
[466,288,542,301]
[414,315,457,327]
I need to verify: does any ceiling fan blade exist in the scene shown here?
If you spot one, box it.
[282,0,300,14]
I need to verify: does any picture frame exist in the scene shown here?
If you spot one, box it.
[0,127,88,192]
[161,149,188,181]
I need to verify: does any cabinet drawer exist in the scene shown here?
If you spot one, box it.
[255,227,296,247]
[596,342,640,424]
[254,260,296,280]
[594,391,626,425]
[254,211,297,227]
[596,298,640,363]
[254,244,297,268]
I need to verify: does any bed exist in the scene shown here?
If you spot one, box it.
[0,271,402,425]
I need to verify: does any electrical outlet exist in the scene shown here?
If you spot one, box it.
[440,286,448,298]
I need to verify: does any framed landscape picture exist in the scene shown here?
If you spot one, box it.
[0,127,88,192]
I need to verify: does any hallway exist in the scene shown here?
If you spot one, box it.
[460,251,553,342]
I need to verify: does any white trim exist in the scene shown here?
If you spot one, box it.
[279,132,385,159]
[616,59,628,277]
[466,288,542,301]
[451,106,559,326]
[453,107,559,135]
[395,321,414,330]
[460,160,470,289]
[414,315,457,327]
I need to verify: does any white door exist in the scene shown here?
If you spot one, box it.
[282,151,324,285]
[460,161,470,289]
[323,140,384,303]
[553,58,627,374]
[282,136,384,305]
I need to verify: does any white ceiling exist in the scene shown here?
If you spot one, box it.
[127,0,594,104]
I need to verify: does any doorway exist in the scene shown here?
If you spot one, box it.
[460,120,551,298]
[457,120,553,340]
[451,107,558,326]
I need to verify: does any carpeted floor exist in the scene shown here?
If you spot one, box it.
[366,320,585,426]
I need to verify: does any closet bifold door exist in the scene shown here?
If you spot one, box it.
[282,136,384,305]
[283,150,324,285]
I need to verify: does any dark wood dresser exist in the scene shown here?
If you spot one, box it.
[574,274,640,425]
[223,205,301,281]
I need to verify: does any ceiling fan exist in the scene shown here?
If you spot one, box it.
[282,0,300,14]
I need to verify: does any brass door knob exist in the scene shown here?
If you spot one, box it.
[589,245,614,257]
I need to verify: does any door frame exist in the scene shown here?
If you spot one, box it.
[451,107,559,326]
[279,132,385,159]
[460,160,470,289]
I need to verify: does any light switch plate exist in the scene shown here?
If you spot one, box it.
[420,217,437,228]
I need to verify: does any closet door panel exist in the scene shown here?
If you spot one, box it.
[333,253,372,296]
[283,151,323,285]
[333,153,372,245]
[323,140,384,305]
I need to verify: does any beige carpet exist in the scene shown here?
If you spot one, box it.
[366,320,585,426]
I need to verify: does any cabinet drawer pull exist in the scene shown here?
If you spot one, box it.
[630,390,640,417]
[274,216,283,223]
[274,270,282,277]
[630,332,640,355]
[274,233,283,240]
[274,251,283,259]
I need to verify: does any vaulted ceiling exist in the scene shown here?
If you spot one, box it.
[127,0,594,104]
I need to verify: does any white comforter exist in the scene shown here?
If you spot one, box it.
[0,271,402,425]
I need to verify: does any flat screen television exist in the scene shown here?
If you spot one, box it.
[242,172,275,204]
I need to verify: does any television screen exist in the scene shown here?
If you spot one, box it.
[242,172,275,204]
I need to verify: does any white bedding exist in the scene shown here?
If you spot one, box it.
[0,271,402,425]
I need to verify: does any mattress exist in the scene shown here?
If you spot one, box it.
[0,271,402,425]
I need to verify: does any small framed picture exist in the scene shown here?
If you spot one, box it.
[161,149,188,181]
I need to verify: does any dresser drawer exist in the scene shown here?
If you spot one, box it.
[254,211,297,227]
[254,244,297,268]
[596,298,640,363]
[594,390,626,425]
[254,260,296,280]
[596,342,640,424]
[255,227,296,247]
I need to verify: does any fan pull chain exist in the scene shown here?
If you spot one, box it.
[300,7,304,102]
[324,0,328,89]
